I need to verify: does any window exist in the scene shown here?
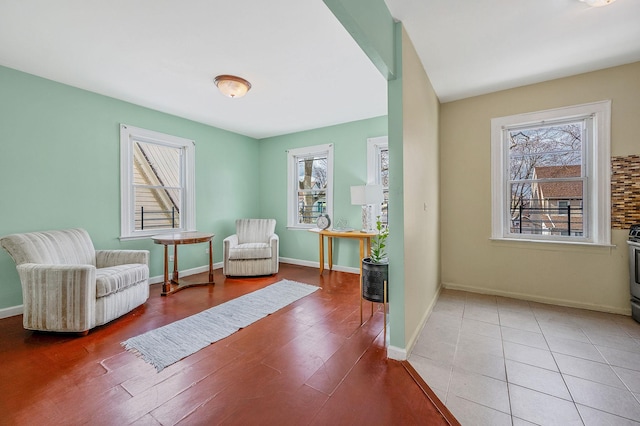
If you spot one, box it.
[491,101,611,244]
[120,124,195,239]
[367,136,389,224]
[287,144,333,229]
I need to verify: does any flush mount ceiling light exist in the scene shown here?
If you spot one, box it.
[213,75,252,98]
[580,0,616,7]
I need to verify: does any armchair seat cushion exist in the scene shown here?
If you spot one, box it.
[228,243,272,260]
[96,264,149,298]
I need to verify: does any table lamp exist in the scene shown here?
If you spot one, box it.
[350,184,384,233]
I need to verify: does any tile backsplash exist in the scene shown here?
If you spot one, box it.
[611,154,640,229]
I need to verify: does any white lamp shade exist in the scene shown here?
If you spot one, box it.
[351,185,384,205]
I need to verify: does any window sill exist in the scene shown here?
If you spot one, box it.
[287,226,316,231]
[489,237,616,251]
[120,229,194,241]
[119,235,151,241]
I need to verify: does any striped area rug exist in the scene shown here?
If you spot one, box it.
[121,280,319,372]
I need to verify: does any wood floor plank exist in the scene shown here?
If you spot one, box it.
[0,264,455,425]
[150,355,283,424]
[310,341,450,425]
[305,312,385,395]
[118,341,242,397]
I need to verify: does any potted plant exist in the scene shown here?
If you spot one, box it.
[362,217,389,303]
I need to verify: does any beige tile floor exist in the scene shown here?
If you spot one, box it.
[409,289,640,425]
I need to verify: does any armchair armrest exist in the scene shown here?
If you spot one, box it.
[269,234,279,254]
[269,234,279,273]
[223,235,239,257]
[223,234,239,248]
[16,263,97,332]
[96,250,149,268]
[223,235,238,275]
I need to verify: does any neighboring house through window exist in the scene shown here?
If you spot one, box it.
[491,101,611,244]
[532,166,583,235]
[120,124,195,239]
[287,144,333,229]
[367,136,389,224]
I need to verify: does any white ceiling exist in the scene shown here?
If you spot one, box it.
[0,1,638,139]
[384,0,640,102]
[0,0,387,139]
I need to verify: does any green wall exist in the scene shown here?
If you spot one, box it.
[386,22,405,348]
[323,0,396,79]
[258,117,387,269]
[0,65,387,312]
[0,65,259,309]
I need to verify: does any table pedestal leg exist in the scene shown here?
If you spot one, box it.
[208,240,214,283]
[359,237,370,324]
[383,280,387,339]
[359,239,365,277]
[162,244,170,295]
[319,234,324,274]
[155,233,215,296]
[360,271,363,324]
[172,244,179,282]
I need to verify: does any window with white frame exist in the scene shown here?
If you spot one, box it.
[367,136,389,224]
[120,124,195,239]
[491,101,611,244]
[287,144,333,229]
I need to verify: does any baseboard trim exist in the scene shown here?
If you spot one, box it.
[442,281,632,316]
[385,286,442,361]
[387,345,407,361]
[279,257,359,274]
[405,285,442,358]
[0,304,23,319]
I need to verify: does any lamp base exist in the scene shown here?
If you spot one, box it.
[361,205,377,233]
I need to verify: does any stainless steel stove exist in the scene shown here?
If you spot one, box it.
[628,224,640,322]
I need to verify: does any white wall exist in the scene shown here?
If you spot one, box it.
[401,27,441,349]
[440,62,640,314]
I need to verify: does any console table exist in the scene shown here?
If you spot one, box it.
[309,229,384,333]
[151,231,215,296]
[309,229,377,275]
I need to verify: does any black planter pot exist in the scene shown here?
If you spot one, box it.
[361,257,388,303]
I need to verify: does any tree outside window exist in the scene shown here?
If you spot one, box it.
[367,136,389,224]
[508,122,584,237]
[491,101,611,245]
[297,155,328,224]
[287,144,333,229]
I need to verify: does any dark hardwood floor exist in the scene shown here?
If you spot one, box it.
[0,264,456,425]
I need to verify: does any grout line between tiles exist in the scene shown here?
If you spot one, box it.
[432,290,640,425]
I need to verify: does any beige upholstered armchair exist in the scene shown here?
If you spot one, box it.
[0,228,149,333]
[223,219,279,276]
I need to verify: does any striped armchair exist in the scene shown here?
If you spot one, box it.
[223,219,279,276]
[0,228,149,333]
